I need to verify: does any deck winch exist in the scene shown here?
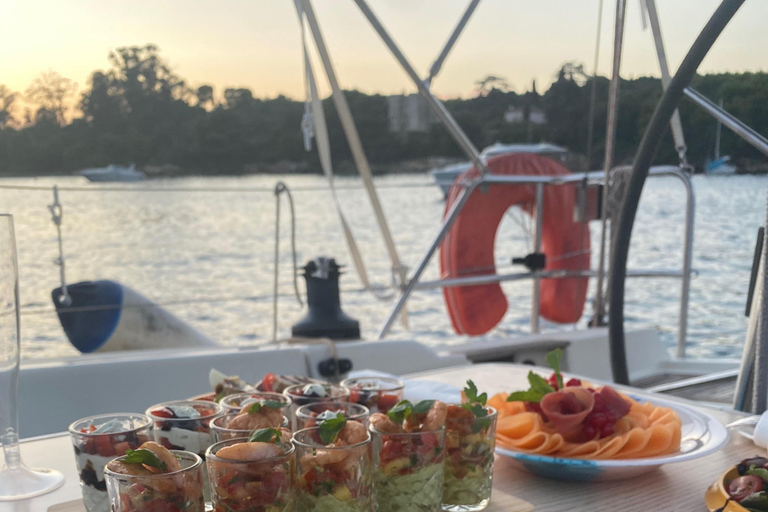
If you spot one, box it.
[291,257,360,341]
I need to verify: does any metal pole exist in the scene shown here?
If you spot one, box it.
[684,87,768,158]
[353,0,490,177]
[676,171,695,358]
[585,0,604,168]
[377,180,480,339]
[593,0,627,325]
[754,183,768,413]
[531,183,544,333]
[425,0,482,86]
[644,0,687,161]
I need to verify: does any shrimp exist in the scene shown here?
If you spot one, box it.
[404,400,447,432]
[335,420,368,446]
[422,400,447,431]
[227,403,284,430]
[369,413,401,434]
[139,441,181,473]
[216,441,284,462]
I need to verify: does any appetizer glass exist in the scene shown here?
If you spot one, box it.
[145,400,223,455]
[206,438,295,512]
[342,376,405,414]
[104,450,205,512]
[295,402,370,430]
[219,391,291,413]
[68,413,153,512]
[146,399,223,501]
[283,383,350,429]
[442,406,497,511]
[187,392,218,402]
[371,426,446,512]
[210,412,290,443]
[293,427,373,512]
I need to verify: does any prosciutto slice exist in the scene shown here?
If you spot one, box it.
[598,386,632,419]
[540,387,594,438]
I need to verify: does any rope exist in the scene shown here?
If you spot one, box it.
[47,186,71,306]
[0,182,435,193]
[273,181,303,342]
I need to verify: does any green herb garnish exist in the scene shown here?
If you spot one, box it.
[546,348,564,390]
[248,427,282,446]
[247,400,285,413]
[463,380,487,406]
[123,449,167,472]
[318,412,347,444]
[387,400,414,424]
[747,466,768,480]
[413,400,435,415]
[463,380,491,432]
[506,371,555,403]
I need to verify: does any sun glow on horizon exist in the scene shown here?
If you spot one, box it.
[2,0,767,111]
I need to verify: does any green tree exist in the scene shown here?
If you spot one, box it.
[24,71,77,125]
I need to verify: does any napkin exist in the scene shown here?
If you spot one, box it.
[347,369,462,404]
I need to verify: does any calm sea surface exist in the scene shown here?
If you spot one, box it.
[3,173,765,361]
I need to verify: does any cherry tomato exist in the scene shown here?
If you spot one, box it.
[149,407,175,419]
[728,475,763,502]
[262,373,278,392]
[95,435,116,457]
[378,394,399,413]
[348,390,361,404]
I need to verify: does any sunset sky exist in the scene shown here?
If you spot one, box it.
[2,0,766,104]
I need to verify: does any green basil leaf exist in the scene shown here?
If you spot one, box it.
[506,371,555,403]
[123,449,167,472]
[248,402,263,413]
[248,427,281,444]
[387,400,413,424]
[546,348,564,390]
[318,413,347,445]
[747,466,768,481]
[413,400,435,415]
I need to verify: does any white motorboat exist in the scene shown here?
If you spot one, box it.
[430,142,569,196]
[704,99,738,175]
[80,164,147,182]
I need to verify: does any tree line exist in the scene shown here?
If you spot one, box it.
[0,45,766,177]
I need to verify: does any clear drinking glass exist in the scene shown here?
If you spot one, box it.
[69,413,153,512]
[342,376,404,414]
[210,413,289,443]
[294,402,370,430]
[0,214,65,500]
[283,383,349,429]
[219,391,291,413]
[293,427,372,511]
[105,450,204,512]
[371,426,446,512]
[206,437,295,512]
[442,406,497,511]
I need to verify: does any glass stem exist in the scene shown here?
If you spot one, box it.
[2,429,21,471]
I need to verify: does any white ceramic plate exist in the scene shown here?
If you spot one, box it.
[495,393,729,481]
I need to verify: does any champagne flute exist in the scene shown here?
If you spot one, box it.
[0,214,65,500]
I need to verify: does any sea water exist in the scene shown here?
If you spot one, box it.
[1,173,764,361]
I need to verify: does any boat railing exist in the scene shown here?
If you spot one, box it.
[377,165,696,360]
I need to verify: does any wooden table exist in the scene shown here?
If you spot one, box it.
[10,363,755,512]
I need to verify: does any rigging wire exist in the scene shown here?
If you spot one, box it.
[0,182,436,193]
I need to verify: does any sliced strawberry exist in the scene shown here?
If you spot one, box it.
[95,435,116,457]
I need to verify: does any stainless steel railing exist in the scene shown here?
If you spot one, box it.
[377,166,696,359]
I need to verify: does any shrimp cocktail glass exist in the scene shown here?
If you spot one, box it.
[206,429,295,512]
[220,392,291,414]
[293,415,372,512]
[104,442,204,512]
[146,399,223,501]
[342,376,404,414]
[295,402,370,430]
[370,400,447,512]
[442,381,497,511]
[69,413,153,512]
[283,383,350,429]
[211,411,290,443]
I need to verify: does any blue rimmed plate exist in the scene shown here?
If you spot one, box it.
[495,393,729,481]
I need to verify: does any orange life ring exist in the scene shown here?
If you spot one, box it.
[440,153,590,336]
